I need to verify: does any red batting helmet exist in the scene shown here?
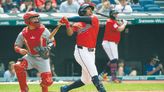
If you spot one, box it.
[23,11,39,25]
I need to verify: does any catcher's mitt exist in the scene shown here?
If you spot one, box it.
[34,46,50,59]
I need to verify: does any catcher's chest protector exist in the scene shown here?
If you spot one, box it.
[22,25,46,55]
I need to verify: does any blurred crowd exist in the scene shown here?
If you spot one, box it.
[0,0,160,14]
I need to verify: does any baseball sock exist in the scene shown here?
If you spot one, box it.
[66,79,85,91]
[110,59,118,80]
[92,75,106,92]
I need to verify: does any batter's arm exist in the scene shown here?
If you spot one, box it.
[117,20,128,32]
[59,17,74,36]
[68,16,92,24]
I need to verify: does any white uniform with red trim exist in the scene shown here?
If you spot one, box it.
[72,15,99,84]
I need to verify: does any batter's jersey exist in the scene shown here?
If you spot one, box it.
[15,25,51,56]
[72,15,99,48]
[103,19,120,44]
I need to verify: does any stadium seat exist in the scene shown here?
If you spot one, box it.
[146,7,161,11]
[91,0,101,5]
[139,0,154,6]
[131,5,144,12]
[144,4,160,10]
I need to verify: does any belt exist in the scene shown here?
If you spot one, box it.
[77,46,94,52]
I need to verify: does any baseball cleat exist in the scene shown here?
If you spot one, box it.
[99,72,109,81]
[112,78,122,83]
[60,85,68,92]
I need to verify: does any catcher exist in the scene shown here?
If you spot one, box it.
[14,11,56,92]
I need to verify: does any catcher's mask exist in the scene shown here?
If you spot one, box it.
[23,11,40,27]
[109,9,119,20]
[78,3,94,16]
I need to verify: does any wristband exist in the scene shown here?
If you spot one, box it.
[65,21,70,29]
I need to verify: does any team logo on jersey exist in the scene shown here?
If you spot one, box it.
[113,23,118,28]
[30,36,35,39]
[77,24,91,34]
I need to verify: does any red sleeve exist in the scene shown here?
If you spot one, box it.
[72,23,81,32]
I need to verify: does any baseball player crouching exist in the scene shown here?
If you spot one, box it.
[59,3,106,92]
[14,11,55,92]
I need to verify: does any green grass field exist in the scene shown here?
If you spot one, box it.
[0,82,164,92]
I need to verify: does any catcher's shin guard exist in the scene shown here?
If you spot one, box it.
[109,59,118,81]
[40,72,53,92]
[14,59,28,92]
[92,76,106,92]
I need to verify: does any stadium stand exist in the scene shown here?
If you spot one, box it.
[155,0,164,11]
[144,4,161,11]
[91,0,101,5]
[139,0,154,6]
[131,5,144,12]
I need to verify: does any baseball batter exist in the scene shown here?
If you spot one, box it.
[14,11,55,92]
[59,4,106,92]
[100,9,127,82]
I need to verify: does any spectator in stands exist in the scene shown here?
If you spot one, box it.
[34,0,57,12]
[129,66,137,76]
[97,0,112,15]
[117,59,125,76]
[2,0,15,13]
[75,0,84,5]
[59,0,80,13]
[145,54,164,75]
[9,2,20,14]
[42,0,57,12]
[0,4,4,13]
[82,0,95,6]
[20,0,35,12]
[3,61,16,82]
[96,0,108,10]
[0,62,5,77]
[117,59,137,76]
[130,0,139,5]
[114,0,133,13]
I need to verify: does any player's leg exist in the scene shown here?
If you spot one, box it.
[100,41,114,80]
[60,79,85,92]
[101,41,120,82]
[75,46,106,92]
[35,58,53,92]
[40,72,53,92]
[104,42,120,83]
[60,46,86,92]
[14,58,28,92]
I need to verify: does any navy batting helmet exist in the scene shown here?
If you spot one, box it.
[109,9,119,20]
[78,3,94,16]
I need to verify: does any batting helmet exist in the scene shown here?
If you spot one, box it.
[78,3,94,16]
[23,11,39,25]
[109,9,119,20]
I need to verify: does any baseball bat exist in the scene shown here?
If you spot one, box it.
[96,12,110,18]
[49,23,62,39]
